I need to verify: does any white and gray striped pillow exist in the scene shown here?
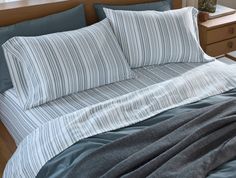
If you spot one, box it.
[3,19,134,109]
[104,7,214,68]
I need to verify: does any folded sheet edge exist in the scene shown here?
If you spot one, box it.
[4,61,236,178]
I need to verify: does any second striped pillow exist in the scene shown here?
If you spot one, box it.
[104,7,214,68]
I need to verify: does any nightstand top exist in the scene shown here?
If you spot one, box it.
[200,13,236,29]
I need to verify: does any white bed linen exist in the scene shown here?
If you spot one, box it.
[0,62,203,145]
[3,60,236,178]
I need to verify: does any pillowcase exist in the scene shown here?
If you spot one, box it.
[104,7,214,68]
[3,19,134,110]
[94,0,171,20]
[0,5,86,93]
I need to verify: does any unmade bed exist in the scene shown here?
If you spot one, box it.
[1,0,236,178]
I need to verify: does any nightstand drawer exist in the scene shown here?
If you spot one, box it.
[206,24,236,44]
[206,38,236,56]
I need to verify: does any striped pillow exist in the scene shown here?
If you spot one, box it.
[3,19,134,109]
[104,7,214,68]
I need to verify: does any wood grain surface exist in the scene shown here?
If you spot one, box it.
[0,0,182,26]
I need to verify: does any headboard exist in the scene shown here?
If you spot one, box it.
[0,0,182,26]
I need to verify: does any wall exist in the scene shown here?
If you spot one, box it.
[182,0,198,7]
[218,0,236,9]
[182,0,236,9]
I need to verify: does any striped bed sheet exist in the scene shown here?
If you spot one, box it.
[0,62,203,145]
[4,60,236,178]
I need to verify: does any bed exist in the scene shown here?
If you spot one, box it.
[0,62,204,145]
[1,0,236,178]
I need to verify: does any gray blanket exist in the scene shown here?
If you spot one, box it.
[64,99,236,178]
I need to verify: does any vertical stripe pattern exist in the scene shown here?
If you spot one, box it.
[3,61,236,178]
[104,7,214,68]
[2,19,134,109]
[0,62,205,145]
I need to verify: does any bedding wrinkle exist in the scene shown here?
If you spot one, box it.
[36,89,236,178]
[37,99,236,178]
[3,61,236,178]
[65,100,236,178]
[0,62,203,145]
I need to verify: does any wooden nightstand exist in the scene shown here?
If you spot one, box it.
[199,13,236,57]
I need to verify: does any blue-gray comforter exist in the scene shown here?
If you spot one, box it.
[37,89,236,178]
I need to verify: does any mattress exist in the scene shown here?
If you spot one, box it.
[0,61,228,145]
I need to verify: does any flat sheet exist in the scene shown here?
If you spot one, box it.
[37,89,236,178]
[4,60,236,178]
[0,62,204,145]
